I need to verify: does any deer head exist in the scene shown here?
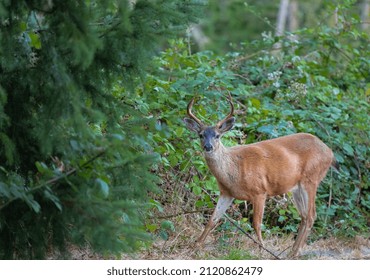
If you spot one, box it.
[183,94,235,153]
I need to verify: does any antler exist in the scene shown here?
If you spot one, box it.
[216,92,234,127]
[187,97,204,126]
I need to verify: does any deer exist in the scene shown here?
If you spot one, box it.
[183,94,337,257]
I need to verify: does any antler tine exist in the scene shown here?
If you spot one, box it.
[217,92,234,126]
[187,97,204,126]
[225,92,234,119]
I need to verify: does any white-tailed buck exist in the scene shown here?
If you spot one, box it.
[183,94,337,257]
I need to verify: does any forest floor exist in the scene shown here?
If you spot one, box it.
[68,212,370,260]
[67,182,370,260]
[69,231,370,260]
[126,211,370,260]
[133,233,370,260]
[122,183,370,260]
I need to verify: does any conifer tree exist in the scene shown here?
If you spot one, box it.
[0,0,202,259]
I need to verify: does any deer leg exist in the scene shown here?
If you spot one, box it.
[196,195,234,245]
[252,194,267,246]
[291,183,317,257]
[291,183,308,256]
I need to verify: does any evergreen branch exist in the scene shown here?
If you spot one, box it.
[0,149,106,212]
[98,20,122,39]
[26,3,56,14]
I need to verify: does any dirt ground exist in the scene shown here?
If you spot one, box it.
[67,215,370,260]
[127,197,370,260]
[133,234,370,260]
[68,233,370,260]
[65,186,370,260]
[126,220,370,260]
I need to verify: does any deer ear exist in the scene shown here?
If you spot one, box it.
[218,117,235,133]
[183,118,202,133]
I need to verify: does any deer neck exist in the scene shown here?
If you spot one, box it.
[204,144,237,187]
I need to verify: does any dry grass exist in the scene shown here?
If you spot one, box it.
[60,205,369,260]
[63,232,370,260]
[128,220,370,260]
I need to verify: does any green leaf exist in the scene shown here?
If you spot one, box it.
[192,185,202,195]
[149,199,164,212]
[278,216,286,223]
[195,200,205,208]
[159,230,169,240]
[69,140,80,151]
[96,178,109,198]
[146,224,159,233]
[335,153,345,163]
[29,32,41,49]
[343,143,354,156]
[25,195,41,213]
[44,188,62,212]
[160,220,175,232]
[35,161,48,174]
[0,182,10,198]
[257,124,278,137]
[250,98,261,109]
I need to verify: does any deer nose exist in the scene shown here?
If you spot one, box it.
[204,143,213,152]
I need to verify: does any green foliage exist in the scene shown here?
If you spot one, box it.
[144,3,369,240]
[145,199,176,241]
[1,0,367,260]
[201,0,278,52]
[198,0,367,54]
[0,0,202,259]
[219,248,256,260]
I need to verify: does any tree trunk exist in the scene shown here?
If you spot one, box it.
[288,0,298,32]
[361,0,370,31]
[288,0,299,43]
[274,0,290,52]
[276,0,290,36]
[188,24,210,50]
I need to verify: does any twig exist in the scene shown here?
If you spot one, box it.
[232,50,264,63]
[98,20,122,38]
[233,73,253,85]
[277,245,292,257]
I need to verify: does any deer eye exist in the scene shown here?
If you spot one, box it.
[199,134,204,139]
[215,134,220,139]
